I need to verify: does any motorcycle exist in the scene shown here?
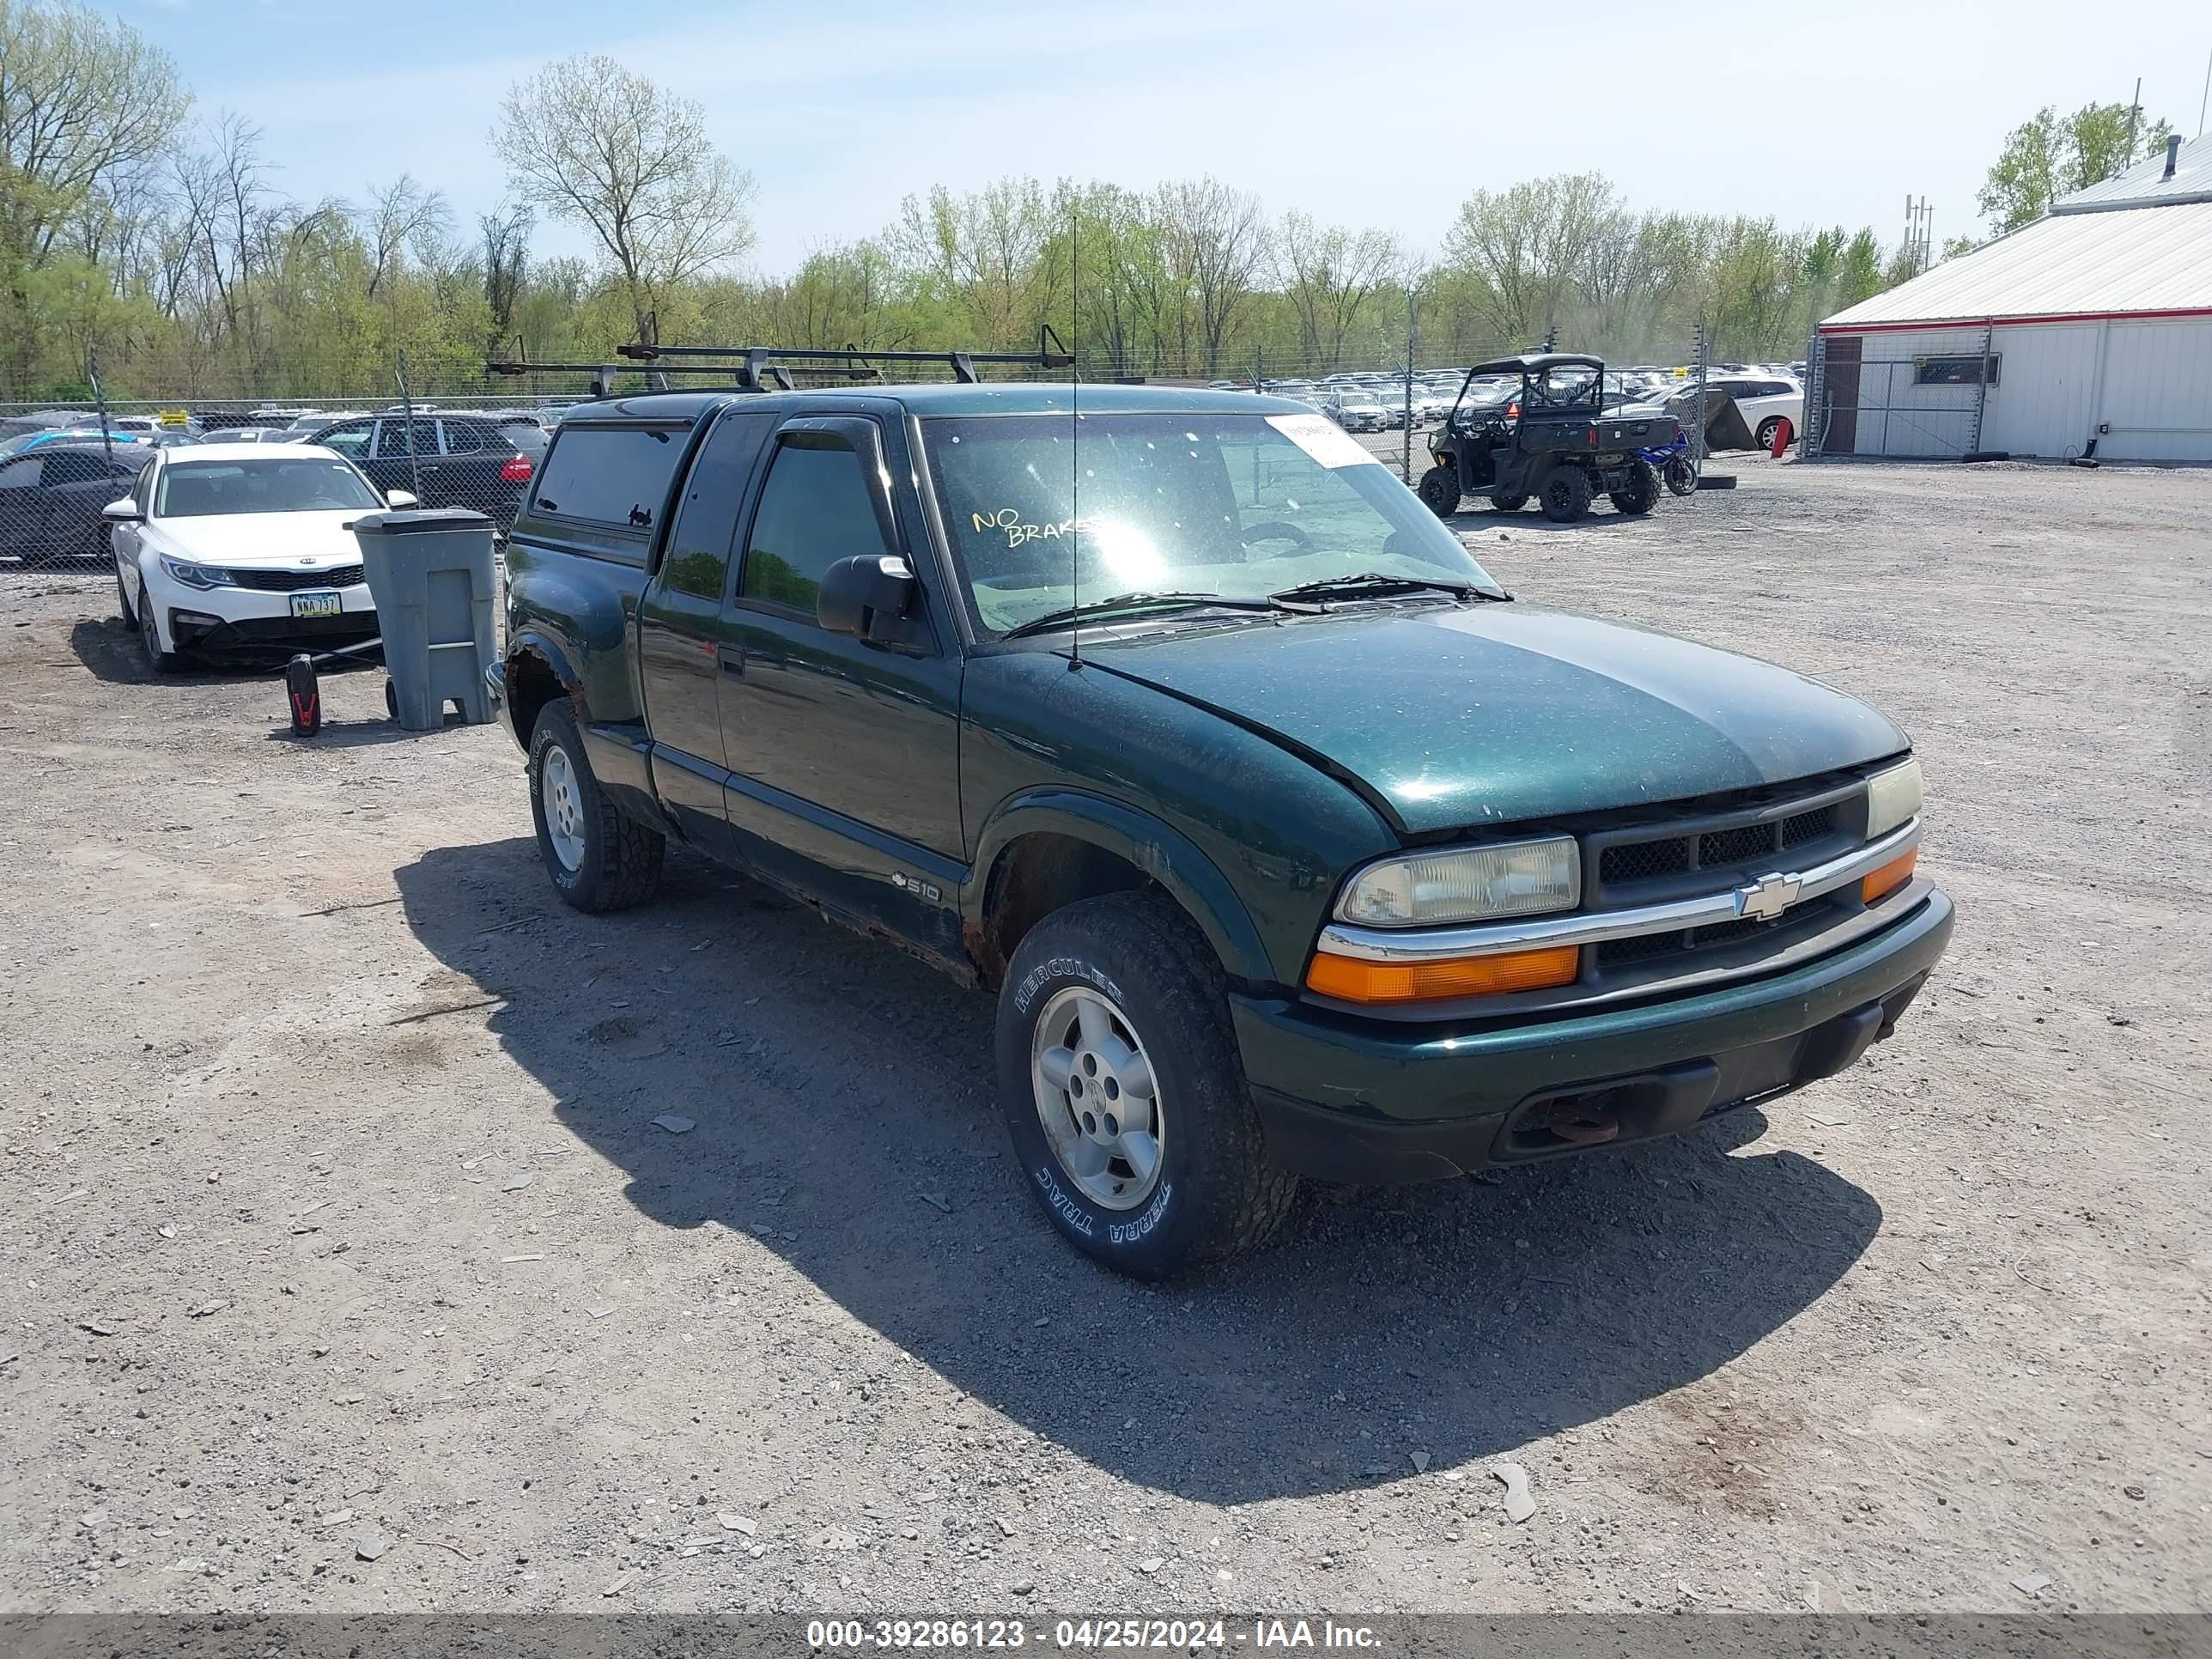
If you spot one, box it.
[1639,429,1698,497]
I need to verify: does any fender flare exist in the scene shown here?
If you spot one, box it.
[966,789,1274,988]
[506,628,581,695]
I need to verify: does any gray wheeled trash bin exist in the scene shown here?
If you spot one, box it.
[353,508,498,731]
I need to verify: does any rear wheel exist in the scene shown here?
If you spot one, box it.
[1539,467,1593,523]
[527,701,665,912]
[1416,465,1460,518]
[1755,416,1783,452]
[1609,459,1659,515]
[995,892,1296,1278]
[1663,454,1698,496]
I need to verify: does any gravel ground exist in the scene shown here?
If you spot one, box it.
[1,457,2207,1616]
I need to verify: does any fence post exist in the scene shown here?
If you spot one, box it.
[88,349,115,471]
[1691,323,1709,477]
[394,349,423,501]
[1401,284,1417,483]
[1970,321,1994,454]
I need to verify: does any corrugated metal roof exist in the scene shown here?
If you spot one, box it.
[2051,131,2212,213]
[1820,198,2212,328]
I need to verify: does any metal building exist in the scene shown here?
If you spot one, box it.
[1812,132,2212,462]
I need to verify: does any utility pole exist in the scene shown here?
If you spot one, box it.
[2198,47,2209,137]
[2124,76,2142,163]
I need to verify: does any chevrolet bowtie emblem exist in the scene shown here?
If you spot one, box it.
[1735,871,1802,921]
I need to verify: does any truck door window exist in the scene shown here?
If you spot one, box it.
[662,410,774,599]
[738,435,889,616]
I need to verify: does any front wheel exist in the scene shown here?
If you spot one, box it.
[995,893,1296,1278]
[1415,465,1460,518]
[1539,467,1594,523]
[527,702,665,912]
[138,585,180,673]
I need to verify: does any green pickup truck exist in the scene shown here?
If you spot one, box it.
[489,380,1952,1279]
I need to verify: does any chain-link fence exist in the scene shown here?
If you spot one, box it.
[3,326,1765,571]
[1,380,546,572]
[1801,325,1997,460]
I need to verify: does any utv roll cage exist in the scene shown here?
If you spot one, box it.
[1441,353,1607,430]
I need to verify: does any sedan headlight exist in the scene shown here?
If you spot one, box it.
[1335,836,1581,927]
[160,556,234,590]
[1865,757,1923,839]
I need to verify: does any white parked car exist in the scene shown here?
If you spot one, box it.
[1708,374,1805,451]
[105,442,415,672]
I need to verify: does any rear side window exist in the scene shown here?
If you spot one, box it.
[738,437,889,614]
[373,419,428,459]
[532,425,689,529]
[438,419,488,455]
[660,410,775,599]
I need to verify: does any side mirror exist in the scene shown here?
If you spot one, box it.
[100,498,142,525]
[384,489,419,508]
[817,555,918,641]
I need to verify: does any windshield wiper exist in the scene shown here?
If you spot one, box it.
[1001,591,1279,639]
[1266,571,1507,605]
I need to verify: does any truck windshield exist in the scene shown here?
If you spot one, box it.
[923,411,1504,635]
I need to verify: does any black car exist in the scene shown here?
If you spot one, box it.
[0,442,151,564]
[304,412,536,524]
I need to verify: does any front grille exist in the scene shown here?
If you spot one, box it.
[1698,823,1777,868]
[1600,838,1690,884]
[228,563,364,592]
[1781,806,1834,849]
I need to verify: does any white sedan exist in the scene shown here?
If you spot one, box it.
[1708,375,1806,452]
[106,443,415,672]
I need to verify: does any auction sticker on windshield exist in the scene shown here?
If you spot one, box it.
[1267,412,1382,469]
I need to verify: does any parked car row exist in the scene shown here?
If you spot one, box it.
[1214,358,1807,451]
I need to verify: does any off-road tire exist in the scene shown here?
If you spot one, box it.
[1540,466,1594,523]
[137,585,180,673]
[1609,459,1660,516]
[1415,465,1460,518]
[995,892,1297,1279]
[527,701,665,913]
[1491,493,1528,513]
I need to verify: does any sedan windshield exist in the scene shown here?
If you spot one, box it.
[923,410,1504,635]
[155,458,382,518]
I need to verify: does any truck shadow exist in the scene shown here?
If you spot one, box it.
[395,834,1881,1505]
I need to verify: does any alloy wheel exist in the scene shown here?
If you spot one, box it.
[1030,985,1164,1211]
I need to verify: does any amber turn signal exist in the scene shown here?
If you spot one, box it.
[1862,847,1918,906]
[1307,945,1580,1004]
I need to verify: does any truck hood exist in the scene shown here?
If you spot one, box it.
[1082,605,1907,834]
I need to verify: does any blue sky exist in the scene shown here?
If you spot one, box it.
[116,0,2212,272]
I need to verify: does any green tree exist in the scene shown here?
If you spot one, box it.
[1977,100,2175,234]
[494,54,755,347]
[0,0,189,390]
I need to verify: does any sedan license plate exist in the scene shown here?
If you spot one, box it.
[290,592,342,618]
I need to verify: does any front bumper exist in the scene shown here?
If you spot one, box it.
[167,606,380,662]
[1234,886,1953,1183]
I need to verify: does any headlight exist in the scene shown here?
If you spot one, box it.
[1865,757,1923,839]
[160,556,234,590]
[1335,836,1581,927]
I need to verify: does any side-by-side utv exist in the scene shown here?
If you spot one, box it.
[1416,354,1680,523]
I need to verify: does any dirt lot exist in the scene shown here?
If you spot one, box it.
[1,458,2207,1617]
